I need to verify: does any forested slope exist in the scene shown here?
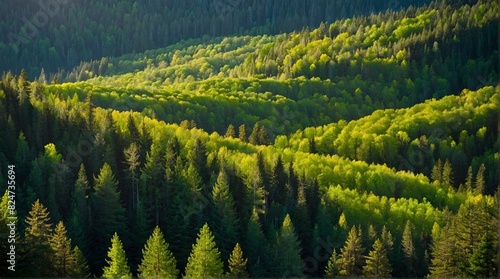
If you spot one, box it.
[1,0,432,78]
[0,0,498,278]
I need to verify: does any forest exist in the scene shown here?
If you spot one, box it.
[0,0,498,278]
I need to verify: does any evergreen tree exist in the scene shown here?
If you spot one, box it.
[442,159,454,187]
[184,223,224,279]
[210,163,239,262]
[272,214,304,277]
[102,233,132,279]
[22,199,55,277]
[474,164,486,195]
[402,220,416,277]
[429,220,461,277]
[431,159,443,183]
[363,238,392,277]
[137,226,178,279]
[238,124,247,142]
[338,226,365,276]
[225,124,236,138]
[68,164,90,256]
[467,233,497,277]
[243,209,269,278]
[71,246,90,278]
[50,221,76,277]
[227,243,249,278]
[90,163,128,274]
[464,165,473,192]
[324,249,339,278]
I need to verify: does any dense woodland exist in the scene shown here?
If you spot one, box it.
[0,0,499,278]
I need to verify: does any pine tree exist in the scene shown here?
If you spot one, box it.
[68,164,90,256]
[238,124,247,142]
[71,246,90,278]
[137,226,178,279]
[402,220,416,277]
[474,164,486,195]
[225,124,236,138]
[338,226,365,276]
[90,163,128,274]
[227,243,249,278]
[248,123,260,145]
[464,165,473,192]
[363,238,392,277]
[324,249,339,278]
[272,214,304,278]
[442,159,454,187]
[467,233,497,277]
[102,233,132,279]
[431,159,443,183]
[243,209,269,278]
[23,199,55,276]
[429,220,461,277]
[210,163,239,262]
[184,223,224,279]
[50,221,76,277]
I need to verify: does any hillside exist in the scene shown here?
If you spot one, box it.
[0,0,498,278]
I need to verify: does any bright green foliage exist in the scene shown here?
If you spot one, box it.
[137,226,178,279]
[363,238,392,277]
[102,233,132,279]
[227,243,249,278]
[184,223,224,279]
[272,214,304,277]
[338,226,365,276]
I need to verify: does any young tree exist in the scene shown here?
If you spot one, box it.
[184,223,224,279]
[137,226,178,279]
[338,226,365,276]
[227,243,249,278]
[272,214,304,277]
[224,124,236,138]
[324,249,339,278]
[71,246,90,278]
[102,233,132,279]
[238,124,247,142]
[363,238,392,277]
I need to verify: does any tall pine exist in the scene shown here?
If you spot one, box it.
[137,226,178,279]
[227,243,249,278]
[184,223,224,279]
[271,214,304,278]
[102,233,132,279]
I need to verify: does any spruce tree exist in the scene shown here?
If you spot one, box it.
[227,243,249,278]
[474,164,486,194]
[402,220,416,277]
[137,226,178,279]
[210,163,238,262]
[324,249,339,278]
[243,209,269,278]
[102,233,132,279]
[225,124,236,138]
[68,164,90,256]
[363,238,392,277]
[23,199,55,277]
[338,226,365,276]
[71,246,90,278]
[238,124,247,142]
[467,233,497,277]
[50,221,76,277]
[272,214,304,278]
[184,223,224,279]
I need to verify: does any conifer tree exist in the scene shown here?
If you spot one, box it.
[243,209,269,278]
[474,164,486,194]
[338,226,365,276]
[225,124,236,138]
[464,165,474,192]
[23,199,55,277]
[210,163,238,262]
[227,243,249,278]
[248,123,260,145]
[467,233,497,277]
[429,220,461,277]
[71,246,90,278]
[90,163,128,274]
[68,164,90,256]
[102,233,132,279]
[363,238,392,277]
[324,249,339,278]
[238,124,247,142]
[272,214,304,278]
[431,159,443,183]
[50,221,76,277]
[137,226,178,279]
[184,223,224,279]
[402,220,416,277]
[442,159,454,187]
